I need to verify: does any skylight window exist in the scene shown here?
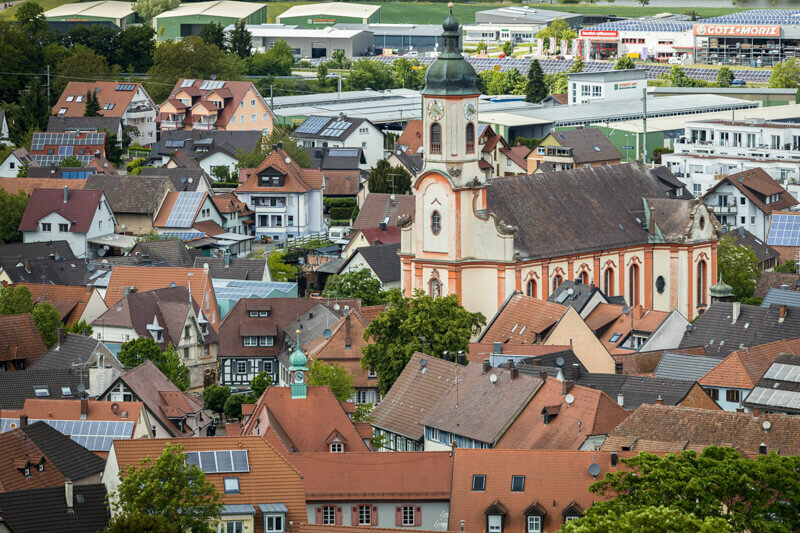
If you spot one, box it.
[61,386,72,396]
[472,474,486,491]
[511,475,525,492]
[66,95,74,102]
[223,477,240,494]
[33,386,50,397]
[609,333,622,343]
[593,146,602,152]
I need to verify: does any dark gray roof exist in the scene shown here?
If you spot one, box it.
[544,129,622,164]
[129,239,193,268]
[726,226,780,265]
[679,302,800,357]
[0,369,86,409]
[761,287,800,309]
[47,115,122,134]
[307,146,366,170]
[744,353,800,413]
[292,115,368,141]
[650,165,693,198]
[194,257,267,280]
[30,334,109,371]
[85,174,174,215]
[27,167,96,179]
[755,272,800,299]
[351,243,400,283]
[151,129,261,162]
[316,257,345,274]
[576,373,697,409]
[0,484,109,533]
[547,280,604,312]
[138,167,210,192]
[653,352,724,382]
[21,422,106,482]
[0,242,88,285]
[516,349,587,379]
[390,149,424,176]
[487,163,698,260]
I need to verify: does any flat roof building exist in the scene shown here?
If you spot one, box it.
[44,0,135,28]
[276,3,380,29]
[475,5,582,28]
[567,68,648,105]
[334,23,443,54]
[235,24,373,58]
[153,1,267,41]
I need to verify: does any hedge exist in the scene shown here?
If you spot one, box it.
[330,219,351,227]
[330,206,353,221]
[324,198,356,209]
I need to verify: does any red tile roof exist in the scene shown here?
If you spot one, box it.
[395,120,423,155]
[467,343,570,364]
[0,178,86,197]
[287,451,452,501]
[52,81,146,118]
[0,427,66,493]
[499,145,530,169]
[299,525,454,533]
[237,149,323,193]
[481,293,566,344]
[593,305,670,352]
[306,311,373,387]
[322,170,361,196]
[212,192,251,214]
[163,79,263,130]
[20,283,96,324]
[358,226,401,246]
[13,398,143,427]
[19,189,104,233]
[0,314,48,365]
[352,193,415,230]
[707,168,798,214]
[698,337,800,389]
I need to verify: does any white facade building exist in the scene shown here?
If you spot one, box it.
[293,115,385,168]
[567,69,647,105]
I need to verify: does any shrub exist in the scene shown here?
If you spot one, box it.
[330,206,353,221]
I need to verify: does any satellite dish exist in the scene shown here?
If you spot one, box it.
[87,263,95,272]
[555,356,565,367]
[489,374,498,384]
[9,422,17,429]
[763,420,772,431]
[97,248,106,257]
[285,157,291,164]
[588,463,601,477]
[323,328,332,339]
[622,305,630,315]
[188,178,194,183]
[121,224,127,230]
[565,393,575,405]
[181,177,187,184]
[77,383,86,393]
[333,303,340,311]
[419,358,427,368]
[203,263,209,269]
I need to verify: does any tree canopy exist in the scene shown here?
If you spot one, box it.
[769,59,800,89]
[716,66,734,87]
[362,290,485,394]
[199,22,226,51]
[110,443,222,532]
[322,268,387,306]
[133,0,178,22]
[367,160,412,195]
[613,56,636,70]
[525,59,547,103]
[562,505,732,533]
[718,234,759,301]
[246,39,294,77]
[0,190,29,244]
[32,303,61,347]
[117,338,191,391]
[202,384,231,415]
[236,129,311,170]
[228,20,252,59]
[0,284,33,316]
[536,18,577,51]
[307,359,355,402]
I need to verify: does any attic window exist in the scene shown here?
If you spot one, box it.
[609,333,622,343]
[34,386,50,397]
[103,103,115,110]
[330,442,343,453]
[66,95,74,102]
[76,95,84,102]
[61,386,73,396]
[472,474,486,491]
[593,146,601,152]
[511,475,525,492]
[223,477,240,494]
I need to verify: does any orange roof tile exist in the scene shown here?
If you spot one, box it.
[307,311,373,388]
[481,293,565,344]
[212,192,251,214]
[594,305,670,351]
[0,314,48,365]
[698,337,800,389]
[19,283,96,324]
[52,81,146,118]
[111,436,307,533]
[299,525,455,533]
[0,428,66,493]
[237,149,323,194]
[14,398,143,425]
[467,343,570,364]
[0,178,86,197]
[679,383,721,410]
[395,120,423,155]
[359,305,387,324]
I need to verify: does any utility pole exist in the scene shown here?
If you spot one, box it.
[641,87,647,164]
[270,84,273,110]
[46,65,50,105]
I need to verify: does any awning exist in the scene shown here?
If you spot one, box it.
[258,503,288,514]
[88,233,138,249]
[221,504,256,516]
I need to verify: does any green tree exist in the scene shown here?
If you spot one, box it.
[117,338,190,391]
[15,1,48,35]
[0,190,29,244]
[246,39,293,76]
[228,20,252,59]
[362,290,486,394]
[545,72,568,95]
[307,359,355,402]
[160,343,190,391]
[59,156,85,167]
[250,370,272,399]
[110,443,222,533]
[317,62,329,87]
[55,45,112,98]
[202,384,231,415]
[223,393,247,419]
[106,514,180,533]
[651,147,673,164]
[113,25,157,72]
[391,58,425,90]
[667,65,707,87]
[67,319,93,335]
[367,159,412,195]
[267,249,299,282]
[63,25,118,65]
[133,0,178,23]
[352,402,374,423]
[347,59,393,91]
[562,505,732,533]
[199,21,226,51]
[775,260,798,273]
[328,48,348,69]
[525,59,547,103]
[0,21,44,106]
[236,129,311,170]
[769,59,800,89]
[569,56,584,73]
[323,268,387,306]
[614,56,636,70]
[536,19,577,52]
[584,447,800,533]
[0,284,33,315]
[718,234,759,301]
[502,41,514,57]
[476,40,488,54]
[638,0,650,5]
[32,302,61,347]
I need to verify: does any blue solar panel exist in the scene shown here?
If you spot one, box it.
[767,214,800,247]
[296,116,331,135]
[0,418,134,451]
[160,231,206,241]
[164,191,206,228]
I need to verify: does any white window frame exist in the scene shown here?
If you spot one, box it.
[225,521,243,533]
[358,505,371,526]
[402,506,415,526]
[265,514,284,533]
[526,516,541,533]
[488,514,502,533]
[244,336,257,347]
[223,477,240,494]
[237,361,247,374]
[330,442,343,453]
[259,336,274,347]
[322,506,336,525]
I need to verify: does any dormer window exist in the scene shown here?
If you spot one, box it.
[147,316,164,343]
[38,462,45,473]
[34,386,49,397]
[330,442,343,453]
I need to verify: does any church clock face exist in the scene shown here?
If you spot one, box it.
[464,101,477,121]
[294,372,304,383]
[428,100,444,121]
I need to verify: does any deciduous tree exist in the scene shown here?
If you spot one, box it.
[236,129,311,170]
[133,0,178,23]
[0,190,29,244]
[613,56,636,70]
[246,39,293,76]
[32,302,61,347]
[118,338,190,391]
[718,234,759,301]
[347,59,393,90]
[249,370,272,399]
[502,41,514,57]
[15,1,47,35]
[536,18,577,51]
[307,359,354,402]
[769,59,800,89]
[562,505,732,533]
[367,159,412,195]
[223,393,247,419]
[323,268,387,306]
[0,284,33,315]
[716,66,734,87]
[202,384,231,415]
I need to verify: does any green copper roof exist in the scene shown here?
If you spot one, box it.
[710,278,734,298]
[289,346,307,369]
[422,6,479,96]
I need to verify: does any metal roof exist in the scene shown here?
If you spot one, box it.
[276,2,380,19]
[653,352,724,382]
[221,504,256,516]
[154,1,264,19]
[258,503,289,513]
[240,24,370,39]
[44,0,134,18]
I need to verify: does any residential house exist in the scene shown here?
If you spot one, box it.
[31,332,122,397]
[308,147,368,204]
[0,398,148,456]
[0,369,89,410]
[29,132,106,167]
[761,286,800,308]
[19,188,116,259]
[574,373,719,411]
[290,452,452,529]
[51,81,156,145]
[106,436,307,533]
[744,352,800,415]
[85,174,175,235]
[26,166,96,180]
[0,484,110,533]
[386,149,424,178]
[762,210,800,264]
[0,314,48,372]
[547,280,624,317]
[352,193,415,231]
[697,337,800,411]
[91,286,218,390]
[479,293,567,346]
[195,256,268,281]
[0,177,86,197]
[153,190,225,237]
[587,304,689,354]
[237,148,325,242]
[104,265,220,329]
[371,353,465,452]
[158,79,274,134]
[652,352,723,383]
[293,115,384,168]
[703,168,797,240]
[210,278,298,318]
[338,243,401,290]
[47,115,123,141]
[212,192,254,235]
[478,125,529,177]
[449,449,636,533]
[127,239,196,268]
[472,343,578,371]
[754,272,800,299]
[540,306,620,373]
[20,283,108,326]
[241,385,370,453]
[306,310,381,405]
[151,130,262,179]
[99,360,208,437]
[138,167,213,193]
[601,403,800,456]
[0,109,9,145]
[395,120,423,156]
[341,225,401,260]
[526,129,622,173]
[725,226,781,271]
[0,148,36,177]
[612,346,709,376]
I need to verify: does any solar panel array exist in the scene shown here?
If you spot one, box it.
[61,171,92,179]
[587,20,693,32]
[701,9,800,24]
[165,191,206,228]
[767,213,800,247]
[181,79,195,87]
[0,418,134,451]
[194,137,214,146]
[320,120,352,138]
[116,83,136,91]
[31,133,105,151]
[200,80,226,90]
[33,155,94,166]
[764,361,800,382]
[160,231,206,241]
[296,116,331,135]
[329,148,359,157]
[213,279,297,300]
[165,139,186,148]
[185,450,249,473]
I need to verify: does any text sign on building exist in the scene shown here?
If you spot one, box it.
[614,82,639,91]
[579,30,618,38]
[693,24,780,37]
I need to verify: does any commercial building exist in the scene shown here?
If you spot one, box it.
[276,3,380,29]
[648,86,798,107]
[579,19,695,61]
[567,68,647,105]
[153,1,267,41]
[475,6,582,29]
[333,23,443,55]
[43,1,135,28]
[241,24,373,58]
[463,23,543,45]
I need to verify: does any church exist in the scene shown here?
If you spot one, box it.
[398,6,721,322]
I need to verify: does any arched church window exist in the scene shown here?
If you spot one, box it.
[466,123,475,154]
[526,279,536,298]
[552,275,563,292]
[697,260,706,306]
[430,123,442,154]
[604,268,615,295]
[629,264,639,307]
[431,211,441,235]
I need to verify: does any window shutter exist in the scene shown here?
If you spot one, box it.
[351,506,358,526]
[395,507,402,527]
[246,360,252,374]
[316,507,322,524]
[336,507,343,525]
[415,506,422,527]
[372,505,379,526]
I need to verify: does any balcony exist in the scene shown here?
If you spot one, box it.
[160,120,183,130]
[430,142,441,155]
[193,122,216,131]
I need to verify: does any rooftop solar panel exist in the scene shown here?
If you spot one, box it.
[0,418,134,451]
[164,191,206,228]
[296,116,331,135]
[328,148,359,157]
[767,213,800,247]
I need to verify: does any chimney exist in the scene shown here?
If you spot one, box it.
[539,370,548,381]
[63,185,69,204]
[457,352,467,365]
[779,304,788,324]
[492,341,501,354]
[736,407,744,413]
[655,395,664,405]
[20,414,28,427]
[224,253,230,268]
[617,394,624,407]
[590,279,595,290]
[277,141,283,150]
[482,359,490,373]
[572,363,581,380]
[732,301,741,324]
[610,452,618,467]
[80,398,89,417]
[508,360,518,380]
[648,206,655,234]
[615,361,623,375]
[57,327,65,349]
[562,379,574,395]
[23,259,30,273]
[65,480,73,510]
[633,305,644,321]
[344,313,352,348]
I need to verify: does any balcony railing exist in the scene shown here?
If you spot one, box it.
[430,142,441,154]
[466,142,475,154]
[193,122,215,131]
[160,120,183,129]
